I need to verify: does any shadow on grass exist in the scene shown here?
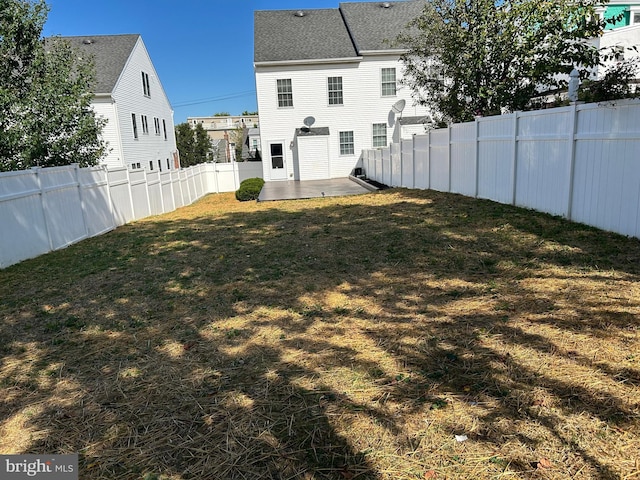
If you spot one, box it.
[1,188,639,479]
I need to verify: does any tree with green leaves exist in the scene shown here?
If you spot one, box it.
[397,0,614,123]
[175,122,212,167]
[0,0,106,171]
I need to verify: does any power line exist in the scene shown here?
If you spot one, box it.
[172,90,255,108]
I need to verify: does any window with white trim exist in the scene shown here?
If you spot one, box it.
[277,79,293,107]
[142,71,150,96]
[132,113,138,139]
[381,68,396,96]
[154,117,160,136]
[141,115,149,134]
[339,131,354,155]
[328,76,343,105]
[372,123,387,147]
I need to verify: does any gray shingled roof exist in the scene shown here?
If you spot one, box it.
[339,1,424,53]
[53,34,140,94]
[295,127,330,137]
[254,9,357,63]
[254,1,423,63]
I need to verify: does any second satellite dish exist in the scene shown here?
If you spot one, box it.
[391,99,406,114]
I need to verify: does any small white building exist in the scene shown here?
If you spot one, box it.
[62,34,178,172]
[254,1,430,182]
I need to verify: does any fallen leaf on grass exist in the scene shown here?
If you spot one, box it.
[537,458,552,469]
[424,470,438,478]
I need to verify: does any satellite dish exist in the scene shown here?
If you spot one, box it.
[391,99,406,114]
[303,116,315,128]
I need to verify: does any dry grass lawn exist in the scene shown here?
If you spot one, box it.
[1,188,639,479]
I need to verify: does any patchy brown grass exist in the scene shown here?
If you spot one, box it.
[1,188,639,479]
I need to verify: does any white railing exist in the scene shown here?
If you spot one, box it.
[362,99,640,239]
[0,161,263,268]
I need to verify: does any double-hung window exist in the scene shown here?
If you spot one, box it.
[339,131,354,155]
[132,113,138,139]
[142,71,150,96]
[328,76,343,105]
[372,123,387,148]
[381,68,396,96]
[141,115,149,134]
[277,79,293,107]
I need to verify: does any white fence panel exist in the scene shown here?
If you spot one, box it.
[160,171,175,213]
[78,166,116,237]
[450,122,476,196]
[147,171,164,216]
[215,163,237,193]
[390,143,402,187]
[129,170,150,220]
[374,149,383,182]
[430,128,450,192]
[401,139,414,188]
[477,115,515,204]
[413,134,429,190]
[38,166,87,250]
[107,167,134,225]
[171,170,185,209]
[381,147,392,186]
[238,161,264,184]
[0,170,49,268]
[515,108,574,216]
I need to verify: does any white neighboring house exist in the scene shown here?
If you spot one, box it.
[60,34,178,172]
[254,1,430,182]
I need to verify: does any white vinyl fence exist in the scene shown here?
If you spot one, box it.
[362,99,640,239]
[0,161,263,268]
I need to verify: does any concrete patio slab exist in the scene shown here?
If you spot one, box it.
[258,177,376,202]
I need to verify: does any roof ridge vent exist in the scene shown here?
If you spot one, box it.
[82,39,95,45]
[294,10,305,17]
[381,2,392,7]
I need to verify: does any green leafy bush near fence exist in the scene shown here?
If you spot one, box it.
[235,177,265,201]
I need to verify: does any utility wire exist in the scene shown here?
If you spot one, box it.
[172,90,255,108]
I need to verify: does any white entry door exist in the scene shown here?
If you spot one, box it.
[269,142,287,180]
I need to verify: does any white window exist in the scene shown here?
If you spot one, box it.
[166,158,170,170]
[142,71,150,96]
[372,123,387,147]
[277,79,293,107]
[381,68,396,96]
[163,119,167,140]
[131,113,138,139]
[328,76,343,105]
[631,7,640,25]
[141,115,149,134]
[339,131,354,155]
[154,117,160,136]
[149,160,154,170]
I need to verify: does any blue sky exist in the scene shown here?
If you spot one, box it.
[42,0,351,125]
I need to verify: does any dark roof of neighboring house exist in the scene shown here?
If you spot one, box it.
[254,9,357,62]
[51,34,140,94]
[254,1,423,63]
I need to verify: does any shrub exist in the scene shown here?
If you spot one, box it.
[235,177,265,201]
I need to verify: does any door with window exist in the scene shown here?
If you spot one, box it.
[269,142,287,180]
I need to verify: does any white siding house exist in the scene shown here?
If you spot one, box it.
[62,34,178,172]
[254,1,430,182]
